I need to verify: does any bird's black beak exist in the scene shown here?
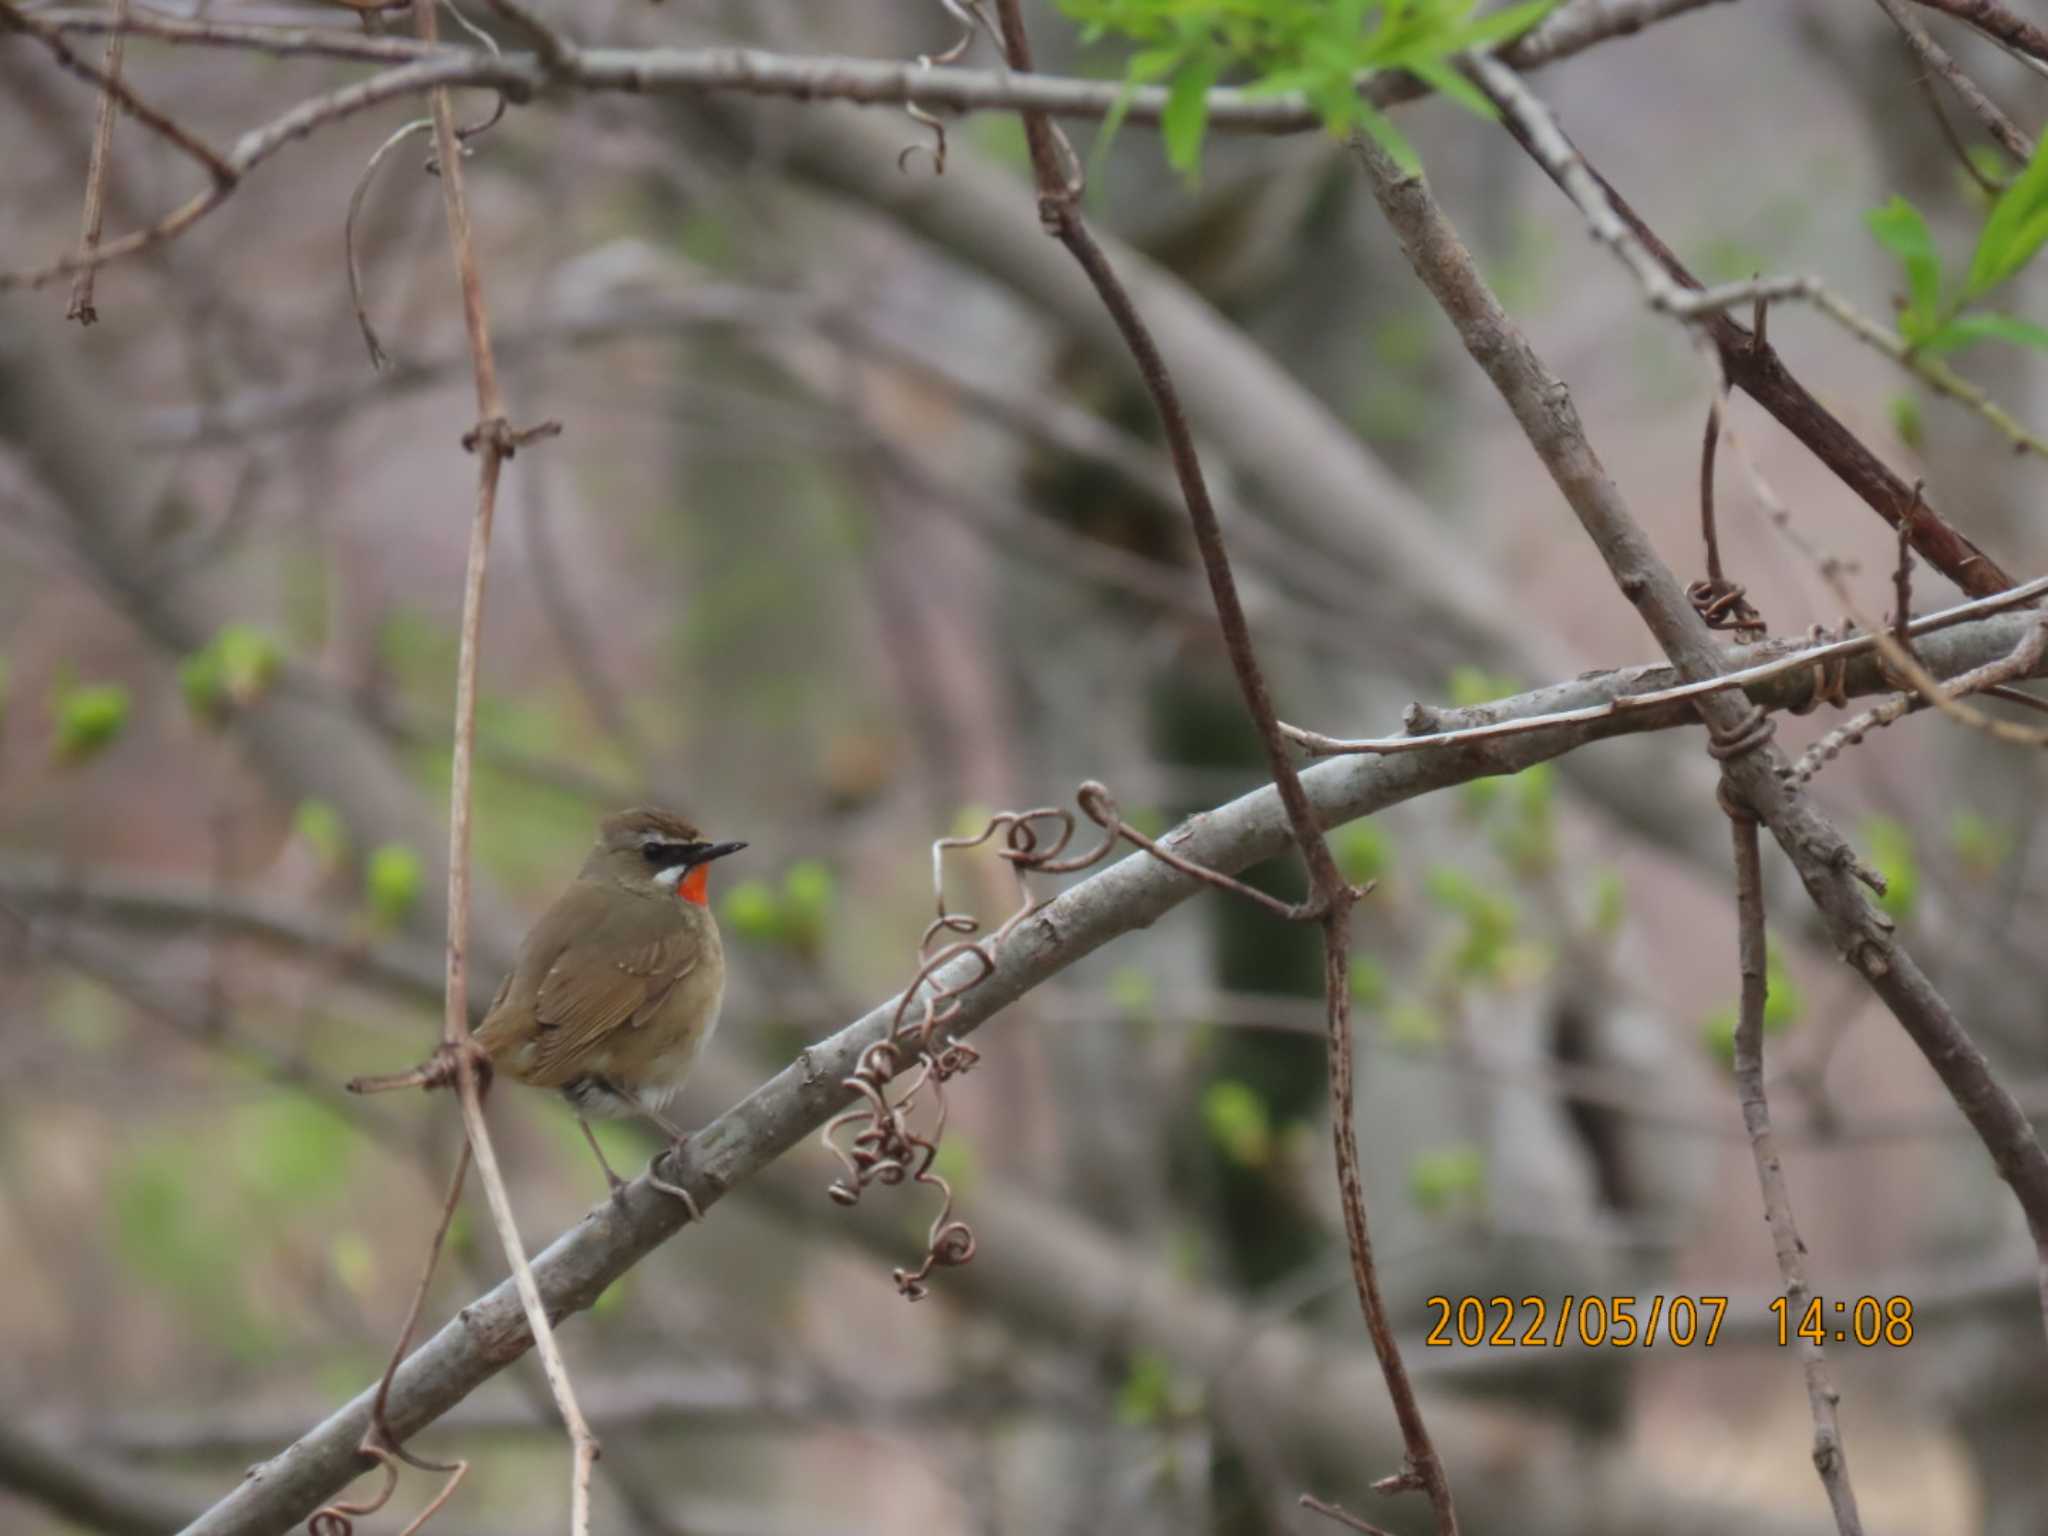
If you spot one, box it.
[691,841,748,867]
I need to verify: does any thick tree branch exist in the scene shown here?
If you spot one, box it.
[176,621,1865,1536]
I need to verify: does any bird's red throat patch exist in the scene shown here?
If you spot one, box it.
[679,864,711,906]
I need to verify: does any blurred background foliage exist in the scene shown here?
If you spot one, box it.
[4,1,2048,1533]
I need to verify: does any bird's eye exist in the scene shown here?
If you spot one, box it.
[642,843,677,866]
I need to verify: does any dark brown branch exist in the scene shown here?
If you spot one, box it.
[0,3,236,186]
[1492,85,2019,598]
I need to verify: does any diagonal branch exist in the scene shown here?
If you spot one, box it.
[1875,0,2031,163]
[1488,65,2020,597]
[1911,0,2048,64]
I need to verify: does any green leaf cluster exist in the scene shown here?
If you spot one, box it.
[1201,1078,1273,1167]
[1062,0,1557,179]
[1425,864,1519,983]
[52,682,131,765]
[1860,815,1919,922]
[1408,1143,1485,1214]
[1866,142,2048,359]
[364,843,425,929]
[720,860,837,956]
[1333,820,1393,886]
[179,624,283,728]
[1699,948,1802,1067]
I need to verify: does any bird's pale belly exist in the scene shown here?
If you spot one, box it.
[554,968,724,1118]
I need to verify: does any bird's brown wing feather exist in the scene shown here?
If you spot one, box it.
[522,921,701,1083]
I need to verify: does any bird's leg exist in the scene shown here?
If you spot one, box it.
[577,1117,630,1207]
[638,1106,703,1223]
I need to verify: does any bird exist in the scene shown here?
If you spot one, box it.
[354,808,746,1216]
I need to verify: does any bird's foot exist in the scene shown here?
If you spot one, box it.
[647,1139,703,1224]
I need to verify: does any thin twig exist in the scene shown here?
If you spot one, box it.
[0,2,236,186]
[407,0,587,1527]
[1722,794,1864,1535]
[24,0,1725,129]
[1279,570,2048,757]
[1911,0,2048,65]
[1715,408,2048,751]
[1907,39,2010,192]
[1475,48,2048,530]
[1299,1491,1398,1536]
[1875,0,2032,163]
[64,0,128,324]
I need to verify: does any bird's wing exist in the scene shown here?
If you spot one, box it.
[523,922,701,1083]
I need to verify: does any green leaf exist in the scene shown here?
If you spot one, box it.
[1453,0,1561,47]
[1917,309,2048,357]
[1865,196,1943,326]
[780,859,835,950]
[720,878,782,944]
[1382,997,1441,1049]
[1762,949,1803,1034]
[1967,139,2048,298]
[1861,815,1919,921]
[293,799,349,872]
[1115,1350,1175,1427]
[1201,1079,1272,1168]
[1334,821,1393,885]
[1448,665,1518,707]
[1889,391,1925,451]
[364,843,424,928]
[1590,868,1626,937]
[1349,955,1388,1009]
[1163,46,1224,180]
[1389,50,1494,120]
[179,649,229,729]
[214,624,282,704]
[1700,1005,1737,1068]
[1949,810,2009,875]
[1351,102,1421,175]
[1408,1144,1486,1214]
[1108,964,1156,1018]
[52,682,131,764]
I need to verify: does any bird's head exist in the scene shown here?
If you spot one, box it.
[587,808,747,906]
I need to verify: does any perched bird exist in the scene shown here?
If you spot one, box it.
[356,809,745,1214]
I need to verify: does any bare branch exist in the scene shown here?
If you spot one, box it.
[1723,800,1865,1535]
[63,0,127,324]
[1911,0,2048,64]
[1875,0,2032,163]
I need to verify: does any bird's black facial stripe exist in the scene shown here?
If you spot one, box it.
[640,839,708,869]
